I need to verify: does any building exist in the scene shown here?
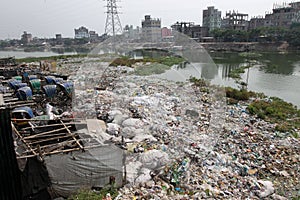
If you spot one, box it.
[222,11,249,31]
[123,25,141,40]
[21,31,33,44]
[89,31,99,42]
[161,27,172,38]
[202,6,222,32]
[171,22,209,41]
[141,15,162,42]
[74,26,89,39]
[249,16,266,30]
[290,1,300,23]
[271,4,295,28]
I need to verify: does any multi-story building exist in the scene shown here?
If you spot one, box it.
[171,22,209,41]
[161,27,172,38]
[222,11,249,31]
[249,16,266,30]
[89,31,99,42]
[141,15,162,42]
[271,4,295,28]
[202,6,222,32]
[123,25,141,40]
[21,31,33,44]
[74,26,89,39]
[290,1,300,23]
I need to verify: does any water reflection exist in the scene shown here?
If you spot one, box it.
[158,52,300,107]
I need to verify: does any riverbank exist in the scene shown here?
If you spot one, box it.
[200,41,299,52]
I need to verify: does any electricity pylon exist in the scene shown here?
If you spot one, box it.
[105,0,122,36]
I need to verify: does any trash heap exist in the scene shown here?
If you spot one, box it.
[67,58,299,199]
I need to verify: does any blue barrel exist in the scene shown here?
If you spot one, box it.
[45,76,63,84]
[54,78,64,84]
[7,79,22,90]
[15,83,27,90]
[16,86,33,101]
[59,82,74,96]
[12,106,34,118]
[28,75,38,80]
[45,76,56,84]
[43,85,57,98]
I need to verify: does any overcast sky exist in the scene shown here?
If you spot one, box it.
[0,0,282,39]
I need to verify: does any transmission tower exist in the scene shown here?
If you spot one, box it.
[105,0,123,36]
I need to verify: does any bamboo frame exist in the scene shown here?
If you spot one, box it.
[11,122,38,156]
[23,126,72,140]
[60,120,84,150]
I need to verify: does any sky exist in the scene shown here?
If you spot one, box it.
[0,0,284,39]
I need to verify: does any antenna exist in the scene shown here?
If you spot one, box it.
[104,0,123,36]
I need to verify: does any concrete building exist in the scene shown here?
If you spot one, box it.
[222,11,249,31]
[271,5,295,28]
[161,27,172,38]
[89,31,99,42]
[21,31,32,44]
[202,6,222,32]
[249,16,266,30]
[141,15,162,42]
[290,1,300,23]
[123,25,141,40]
[171,22,209,41]
[74,26,89,39]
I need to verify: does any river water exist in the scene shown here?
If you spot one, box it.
[158,52,300,108]
[0,50,76,59]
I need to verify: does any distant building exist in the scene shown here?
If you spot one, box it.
[55,34,63,45]
[249,17,266,30]
[123,25,141,40]
[202,6,222,32]
[222,11,249,31]
[141,15,162,42]
[161,27,172,38]
[290,1,300,23]
[89,31,99,42]
[74,26,89,39]
[55,34,62,40]
[271,5,294,28]
[21,31,32,44]
[171,22,209,41]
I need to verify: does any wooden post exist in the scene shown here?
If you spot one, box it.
[0,108,22,200]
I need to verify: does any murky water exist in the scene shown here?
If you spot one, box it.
[0,50,76,59]
[159,52,300,108]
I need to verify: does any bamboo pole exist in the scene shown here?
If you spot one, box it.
[21,122,86,131]
[28,134,76,145]
[11,122,38,157]
[23,126,71,140]
[17,145,102,159]
[60,120,84,150]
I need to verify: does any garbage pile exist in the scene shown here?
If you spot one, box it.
[46,55,299,199]
[67,59,299,199]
